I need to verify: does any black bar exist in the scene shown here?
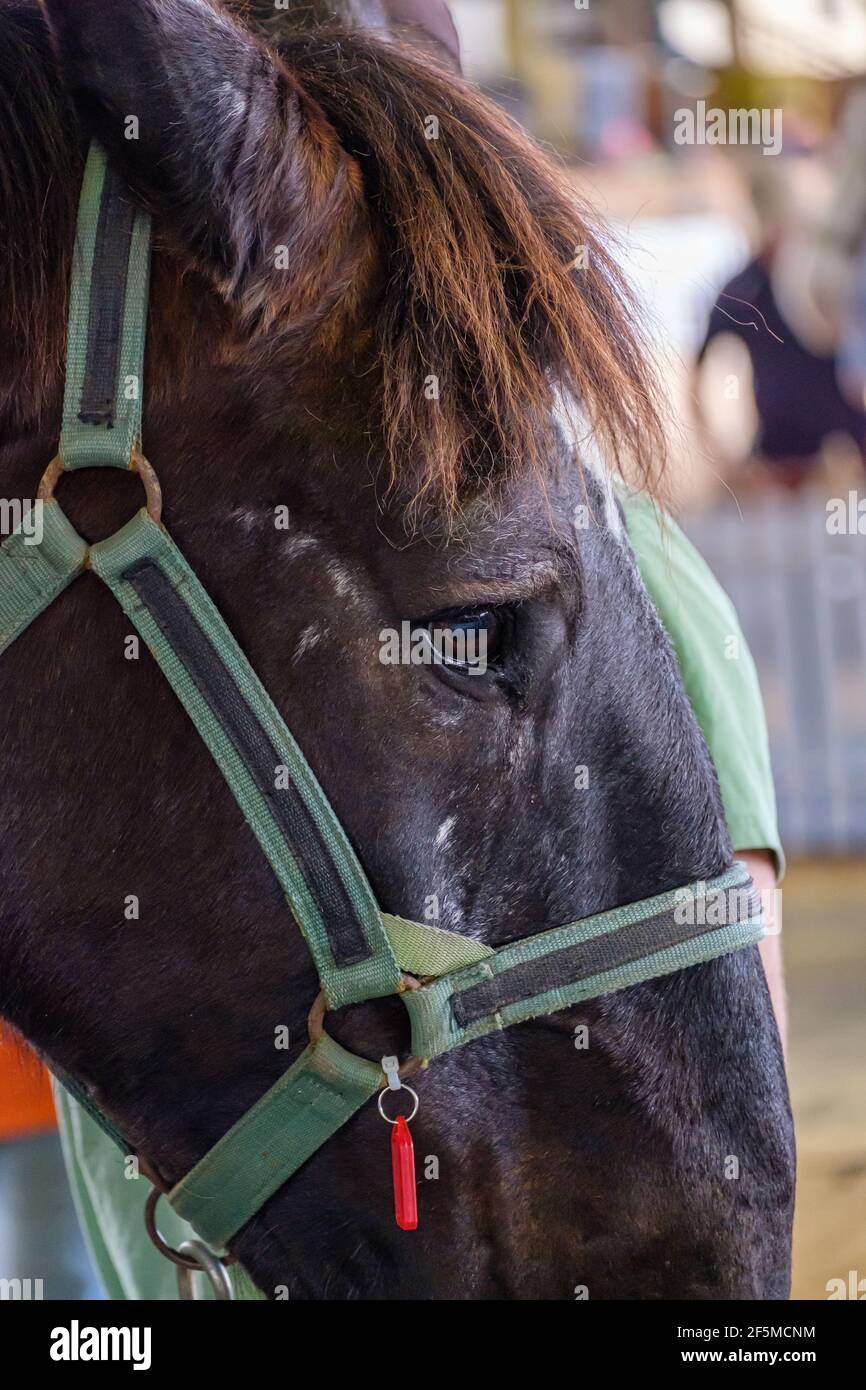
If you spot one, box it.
[451,882,760,1026]
[78,161,137,428]
[122,559,371,966]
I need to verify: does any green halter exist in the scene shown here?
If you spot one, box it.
[0,146,765,1261]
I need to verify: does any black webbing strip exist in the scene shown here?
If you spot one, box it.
[49,1065,129,1153]
[79,161,137,428]
[451,883,760,1027]
[122,559,371,966]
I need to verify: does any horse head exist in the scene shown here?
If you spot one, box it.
[0,0,793,1298]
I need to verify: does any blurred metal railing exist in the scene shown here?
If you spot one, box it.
[685,490,866,855]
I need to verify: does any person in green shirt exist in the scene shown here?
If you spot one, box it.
[625,493,786,1047]
[53,492,786,1300]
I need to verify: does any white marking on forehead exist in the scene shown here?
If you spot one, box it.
[292,624,324,664]
[553,392,624,541]
[275,515,366,604]
[281,534,321,562]
[428,709,462,730]
[434,816,456,851]
[227,506,262,534]
[324,559,365,607]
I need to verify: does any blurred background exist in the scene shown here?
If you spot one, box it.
[2,0,864,1301]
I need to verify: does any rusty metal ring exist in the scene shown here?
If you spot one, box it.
[37,449,163,525]
[130,451,163,523]
[176,1240,236,1301]
[144,1187,237,1270]
[307,979,425,1083]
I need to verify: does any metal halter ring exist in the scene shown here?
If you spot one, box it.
[144,1187,237,1272]
[176,1240,236,1301]
[377,1083,419,1125]
[37,449,163,525]
[307,977,425,1083]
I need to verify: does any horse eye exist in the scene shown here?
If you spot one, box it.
[427,608,504,674]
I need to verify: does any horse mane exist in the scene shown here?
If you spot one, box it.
[0,6,665,509]
[277,27,667,510]
[0,3,82,432]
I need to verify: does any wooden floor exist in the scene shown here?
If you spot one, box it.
[785,859,866,1299]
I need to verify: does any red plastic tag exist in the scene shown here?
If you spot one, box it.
[391,1115,418,1230]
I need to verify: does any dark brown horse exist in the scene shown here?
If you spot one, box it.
[0,0,794,1298]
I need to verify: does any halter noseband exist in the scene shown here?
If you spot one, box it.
[0,146,765,1284]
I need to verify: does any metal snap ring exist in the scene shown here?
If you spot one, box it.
[176,1240,236,1301]
[144,1187,237,1272]
[37,448,163,525]
[377,1083,419,1125]
[307,978,425,1082]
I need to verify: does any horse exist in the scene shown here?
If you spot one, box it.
[0,0,794,1298]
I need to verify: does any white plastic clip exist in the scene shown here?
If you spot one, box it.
[381,1055,402,1091]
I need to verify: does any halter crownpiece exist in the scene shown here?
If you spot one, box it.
[0,145,766,1285]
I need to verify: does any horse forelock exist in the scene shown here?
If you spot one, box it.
[273,26,667,513]
[0,3,81,431]
[1,6,665,520]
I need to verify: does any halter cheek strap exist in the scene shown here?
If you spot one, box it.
[90,512,404,1011]
[0,145,765,1265]
[59,144,151,470]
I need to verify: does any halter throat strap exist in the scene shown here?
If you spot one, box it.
[0,144,766,1263]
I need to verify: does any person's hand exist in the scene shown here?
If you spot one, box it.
[741,848,787,1059]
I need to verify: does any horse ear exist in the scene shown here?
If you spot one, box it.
[382,1,462,71]
[40,0,367,314]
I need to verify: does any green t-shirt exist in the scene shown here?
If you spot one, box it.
[623,493,783,876]
[54,493,783,1300]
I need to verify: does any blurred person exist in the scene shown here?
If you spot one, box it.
[693,162,866,491]
[817,83,866,411]
[837,238,866,409]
